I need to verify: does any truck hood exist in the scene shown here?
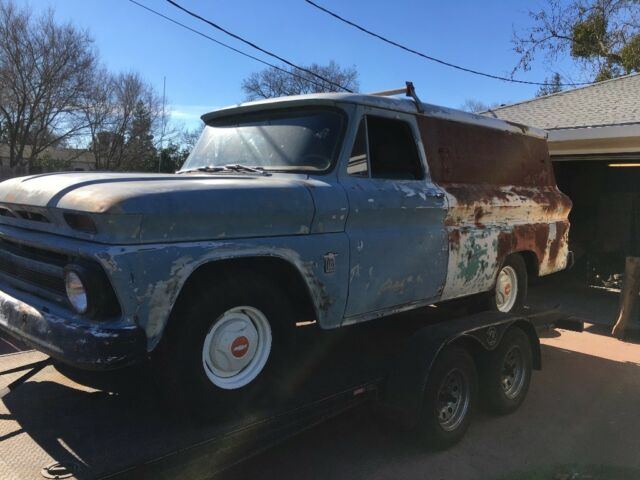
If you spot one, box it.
[0,172,316,243]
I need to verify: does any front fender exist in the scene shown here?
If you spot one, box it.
[115,234,350,350]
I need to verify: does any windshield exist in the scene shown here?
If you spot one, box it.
[181,108,345,173]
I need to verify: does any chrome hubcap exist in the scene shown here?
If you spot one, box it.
[436,368,470,432]
[501,345,526,399]
[496,265,518,312]
[202,306,272,390]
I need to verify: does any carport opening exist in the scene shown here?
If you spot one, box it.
[554,159,640,289]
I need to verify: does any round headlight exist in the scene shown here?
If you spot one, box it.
[65,270,88,314]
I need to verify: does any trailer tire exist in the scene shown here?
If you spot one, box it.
[416,346,477,450]
[481,326,532,415]
[154,271,295,418]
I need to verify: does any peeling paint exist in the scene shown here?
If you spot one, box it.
[0,93,571,370]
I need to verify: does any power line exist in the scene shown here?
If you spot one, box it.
[128,0,333,92]
[304,0,593,88]
[164,0,353,93]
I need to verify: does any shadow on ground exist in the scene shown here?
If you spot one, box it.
[224,342,640,480]
[528,270,623,328]
[2,301,640,479]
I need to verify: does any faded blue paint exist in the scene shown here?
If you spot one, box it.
[338,106,448,320]
[0,93,569,369]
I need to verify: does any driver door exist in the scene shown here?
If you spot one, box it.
[339,108,448,320]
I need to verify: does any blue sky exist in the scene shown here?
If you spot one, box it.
[22,0,580,129]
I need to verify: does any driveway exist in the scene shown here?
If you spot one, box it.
[226,327,640,480]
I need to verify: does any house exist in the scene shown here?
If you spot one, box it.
[485,73,640,284]
[0,144,95,179]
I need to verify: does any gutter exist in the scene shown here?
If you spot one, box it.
[548,123,640,157]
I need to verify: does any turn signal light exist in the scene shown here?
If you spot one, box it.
[64,213,97,234]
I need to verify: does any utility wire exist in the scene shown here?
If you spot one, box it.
[304,0,593,87]
[128,0,333,92]
[165,0,354,92]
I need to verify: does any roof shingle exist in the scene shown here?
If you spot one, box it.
[484,73,640,130]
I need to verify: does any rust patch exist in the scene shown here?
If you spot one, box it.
[473,206,484,226]
[497,223,550,268]
[449,228,462,251]
[418,116,555,187]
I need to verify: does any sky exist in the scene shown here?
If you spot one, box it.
[19,0,582,130]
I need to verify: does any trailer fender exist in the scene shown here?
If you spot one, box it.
[380,312,540,428]
[461,319,541,370]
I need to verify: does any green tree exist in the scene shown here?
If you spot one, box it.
[31,153,71,173]
[121,100,156,171]
[536,72,564,96]
[157,142,190,173]
[513,0,640,82]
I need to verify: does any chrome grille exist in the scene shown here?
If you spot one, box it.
[0,238,68,299]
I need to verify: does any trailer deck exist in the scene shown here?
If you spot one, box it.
[0,347,377,480]
[0,306,581,480]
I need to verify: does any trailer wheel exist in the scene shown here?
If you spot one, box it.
[481,327,532,414]
[155,272,294,417]
[416,346,477,449]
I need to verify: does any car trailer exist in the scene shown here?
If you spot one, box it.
[0,307,582,480]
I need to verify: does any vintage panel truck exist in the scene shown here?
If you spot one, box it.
[0,85,572,449]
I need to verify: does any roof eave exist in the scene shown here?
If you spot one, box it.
[548,123,640,156]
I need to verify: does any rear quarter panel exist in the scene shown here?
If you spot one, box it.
[417,116,572,300]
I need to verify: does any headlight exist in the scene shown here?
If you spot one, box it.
[65,270,88,314]
[63,263,121,318]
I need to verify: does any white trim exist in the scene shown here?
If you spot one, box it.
[549,124,640,142]
[201,93,548,140]
[547,124,640,156]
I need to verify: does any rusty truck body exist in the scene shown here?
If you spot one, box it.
[0,91,571,411]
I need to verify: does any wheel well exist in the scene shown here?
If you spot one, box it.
[515,250,539,278]
[170,256,318,327]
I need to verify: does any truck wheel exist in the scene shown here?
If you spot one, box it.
[155,272,294,416]
[416,346,477,449]
[490,255,527,313]
[481,327,532,415]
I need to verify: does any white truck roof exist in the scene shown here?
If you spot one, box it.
[201,92,548,140]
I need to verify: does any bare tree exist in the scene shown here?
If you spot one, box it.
[242,61,359,100]
[460,99,491,113]
[0,0,97,171]
[85,72,162,171]
[179,126,202,153]
[513,0,640,82]
[460,99,504,113]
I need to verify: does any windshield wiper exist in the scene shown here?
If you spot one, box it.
[223,164,269,175]
[178,164,271,176]
[178,165,225,174]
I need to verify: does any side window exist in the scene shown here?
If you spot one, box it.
[367,116,423,180]
[347,119,368,177]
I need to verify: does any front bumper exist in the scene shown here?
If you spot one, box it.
[0,283,146,370]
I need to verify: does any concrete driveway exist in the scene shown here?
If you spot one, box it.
[226,327,640,480]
